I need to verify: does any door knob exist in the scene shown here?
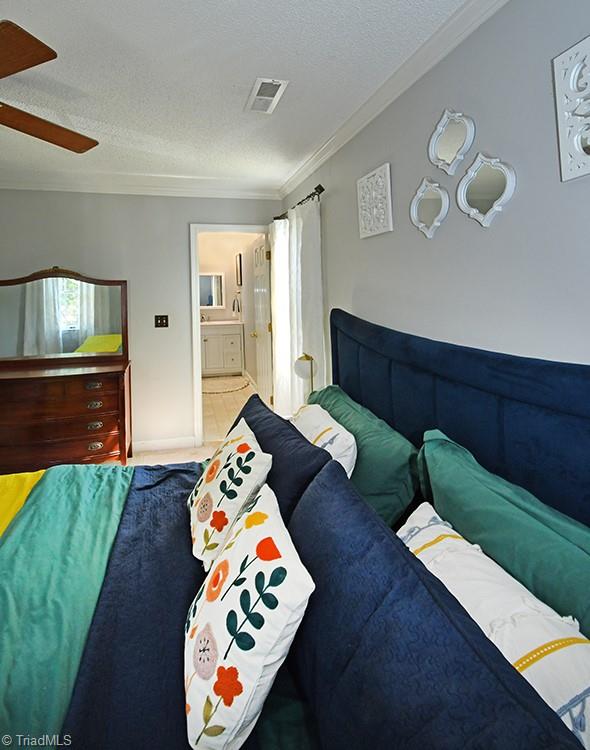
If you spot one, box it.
[250,331,258,338]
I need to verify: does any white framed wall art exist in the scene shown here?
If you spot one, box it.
[553,35,590,182]
[357,163,394,239]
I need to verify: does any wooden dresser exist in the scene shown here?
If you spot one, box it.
[0,267,132,475]
[0,363,132,474]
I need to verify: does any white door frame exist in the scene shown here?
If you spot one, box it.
[189,223,268,446]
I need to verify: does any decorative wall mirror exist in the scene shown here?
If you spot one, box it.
[457,153,516,228]
[0,267,128,363]
[199,272,225,308]
[428,109,476,175]
[410,178,450,239]
[553,34,590,181]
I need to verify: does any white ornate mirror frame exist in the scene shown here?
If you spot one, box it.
[428,109,476,176]
[456,152,516,228]
[409,178,450,239]
[553,34,590,182]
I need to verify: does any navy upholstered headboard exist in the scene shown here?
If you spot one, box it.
[331,308,590,527]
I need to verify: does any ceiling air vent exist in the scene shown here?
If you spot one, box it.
[246,78,289,114]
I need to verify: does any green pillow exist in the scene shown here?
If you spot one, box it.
[420,429,590,636]
[308,386,417,525]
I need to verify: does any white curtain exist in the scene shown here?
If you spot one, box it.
[288,200,327,393]
[94,285,113,334]
[23,278,63,356]
[270,199,327,416]
[79,282,113,343]
[270,219,296,416]
[79,281,95,343]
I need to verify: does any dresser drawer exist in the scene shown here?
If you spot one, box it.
[0,374,118,403]
[0,413,120,445]
[0,393,120,423]
[65,374,119,397]
[0,379,65,402]
[0,433,121,466]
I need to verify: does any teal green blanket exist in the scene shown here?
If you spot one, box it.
[0,464,133,735]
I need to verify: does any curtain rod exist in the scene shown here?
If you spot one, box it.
[273,184,325,221]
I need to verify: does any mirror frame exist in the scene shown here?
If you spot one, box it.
[410,178,450,239]
[428,109,476,176]
[199,272,226,309]
[0,266,129,368]
[456,152,517,228]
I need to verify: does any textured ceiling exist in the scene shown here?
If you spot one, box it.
[0,0,470,195]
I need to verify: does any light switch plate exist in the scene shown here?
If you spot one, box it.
[155,315,169,328]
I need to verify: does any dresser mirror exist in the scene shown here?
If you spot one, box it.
[199,272,225,308]
[0,267,128,364]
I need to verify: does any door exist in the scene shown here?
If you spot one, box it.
[253,242,273,406]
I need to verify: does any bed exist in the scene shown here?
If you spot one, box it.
[1,307,588,749]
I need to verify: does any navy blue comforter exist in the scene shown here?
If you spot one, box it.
[63,463,207,750]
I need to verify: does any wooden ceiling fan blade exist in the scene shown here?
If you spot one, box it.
[0,102,98,153]
[0,20,57,79]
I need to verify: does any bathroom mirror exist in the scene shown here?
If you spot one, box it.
[428,109,476,175]
[199,273,225,308]
[0,267,127,362]
[410,178,450,239]
[457,153,516,228]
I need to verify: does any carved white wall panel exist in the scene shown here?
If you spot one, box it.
[553,35,590,182]
[357,163,394,238]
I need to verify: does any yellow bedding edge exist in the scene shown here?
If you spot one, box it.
[75,334,122,353]
[0,470,45,538]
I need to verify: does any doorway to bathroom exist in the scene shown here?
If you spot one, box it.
[189,224,272,446]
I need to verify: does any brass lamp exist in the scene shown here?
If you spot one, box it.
[294,353,315,396]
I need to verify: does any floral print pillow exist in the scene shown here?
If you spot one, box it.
[184,484,315,749]
[188,419,272,571]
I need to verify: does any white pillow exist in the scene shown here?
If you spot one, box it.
[184,484,315,749]
[398,502,590,749]
[188,419,272,570]
[289,404,357,477]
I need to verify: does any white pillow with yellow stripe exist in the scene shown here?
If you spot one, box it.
[289,404,357,477]
[398,502,590,750]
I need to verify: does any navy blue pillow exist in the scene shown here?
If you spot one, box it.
[288,461,580,750]
[233,395,330,521]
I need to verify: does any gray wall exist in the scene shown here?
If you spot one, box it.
[0,190,280,445]
[285,0,590,365]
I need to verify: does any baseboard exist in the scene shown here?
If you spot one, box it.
[243,370,258,391]
[133,436,198,452]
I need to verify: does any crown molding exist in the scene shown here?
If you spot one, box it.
[279,0,511,199]
[0,170,283,201]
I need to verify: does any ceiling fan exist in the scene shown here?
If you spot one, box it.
[0,20,98,153]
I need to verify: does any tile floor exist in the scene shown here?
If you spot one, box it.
[202,376,257,442]
[128,375,256,466]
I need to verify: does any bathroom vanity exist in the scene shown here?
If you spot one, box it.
[200,321,244,376]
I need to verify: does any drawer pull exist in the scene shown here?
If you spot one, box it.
[85,381,103,391]
[87,400,103,410]
[87,420,104,431]
[87,441,104,452]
